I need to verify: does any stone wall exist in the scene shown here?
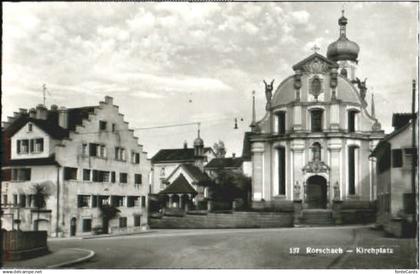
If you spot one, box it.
[149,211,294,229]
[2,231,49,261]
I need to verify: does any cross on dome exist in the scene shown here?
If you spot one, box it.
[311,44,320,54]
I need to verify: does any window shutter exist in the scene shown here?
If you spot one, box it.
[17,140,21,154]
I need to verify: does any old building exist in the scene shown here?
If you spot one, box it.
[248,11,385,211]
[1,96,150,237]
[204,154,244,179]
[150,130,215,209]
[371,113,417,237]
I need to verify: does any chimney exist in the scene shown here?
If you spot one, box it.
[232,153,236,159]
[58,106,68,129]
[19,108,27,114]
[36,104,48,120]
[105,96,113,105]
[183,140,188,149]
[29,108,36,118]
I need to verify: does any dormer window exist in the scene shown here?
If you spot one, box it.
[34,139,44,153]
[17,139,29,154]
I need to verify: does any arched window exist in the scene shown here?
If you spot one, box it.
[311,142,321,162]
[310,109,323,132]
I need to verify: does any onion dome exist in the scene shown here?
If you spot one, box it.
[327,10,360,62]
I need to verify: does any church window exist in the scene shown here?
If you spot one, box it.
[277,147,286,195]
[348,110,358,133]
[348,146,357,195]
[276,111,286,134]
[310,109,323,132]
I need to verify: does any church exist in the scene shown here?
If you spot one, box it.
[248,11,385,211]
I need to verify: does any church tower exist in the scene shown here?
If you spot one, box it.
[327,10,360,81]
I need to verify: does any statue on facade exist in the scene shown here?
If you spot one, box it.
[353,77,367,100]
[263,79,274,110]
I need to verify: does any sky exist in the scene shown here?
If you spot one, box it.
[2,1,418,158]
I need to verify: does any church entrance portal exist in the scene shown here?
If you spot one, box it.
[306,176,327,209]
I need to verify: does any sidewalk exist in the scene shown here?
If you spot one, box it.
[3,248,95,269]
[82,230,154,240]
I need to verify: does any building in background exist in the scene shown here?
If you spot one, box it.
[247,11,385,213]
[150,130,215,209]
[204,154,245,179]
[1,96,150,237]
[371,113,417,237]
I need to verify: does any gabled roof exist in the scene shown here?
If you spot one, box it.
[205,157,244,169]
[182,164,211,183]
[292,52,339,71]
[370,117,416,157]
[151,147,213,163]
[159,174,197,195]
[392,113,416,131]
[165,163,211,185]
[3,106,95,140]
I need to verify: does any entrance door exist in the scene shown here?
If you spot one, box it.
[70,217,77,236]
[306,176,327,209]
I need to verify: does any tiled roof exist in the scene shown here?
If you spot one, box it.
[182,164,211,183]
[392,113,416,130]
[205,157,244,169]
[159,174,197,194]
[371,117,416,157]
[3,155,59,167]
[151,147,213,163]
[3,106,95,140]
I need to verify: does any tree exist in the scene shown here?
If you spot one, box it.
[32,183,50,231]
[99,204,120,234]
[210,170,252,209]
[213,140,226,158]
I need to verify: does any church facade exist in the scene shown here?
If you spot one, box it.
[249,12,385,209]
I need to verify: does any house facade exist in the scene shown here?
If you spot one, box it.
[248,12,385,209]
[1,96,150,237]
[371,113,417,237]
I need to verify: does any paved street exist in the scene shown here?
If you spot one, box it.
[42,226,418,269]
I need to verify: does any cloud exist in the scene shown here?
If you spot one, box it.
[290,10,310,24]
[1,2,417,156]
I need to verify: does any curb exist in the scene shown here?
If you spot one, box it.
[82,230,155,240]
[47,248,95,269]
